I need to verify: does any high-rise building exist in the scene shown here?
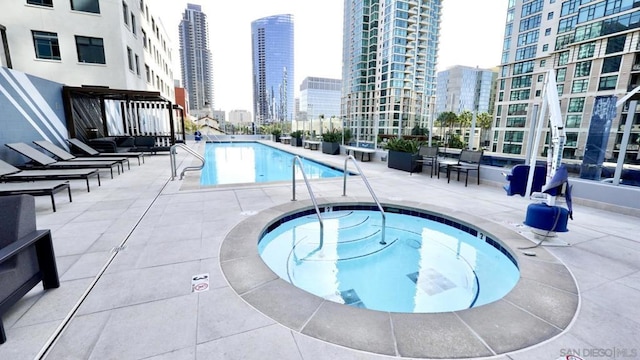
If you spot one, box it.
[495,0,640,168]
[436,66,497,115]
[179,3,213,114]
[341,0,442,143]
[1,0,174,100]
[436,65,498,149]
[299,77,342,134]
[251,14,295,126]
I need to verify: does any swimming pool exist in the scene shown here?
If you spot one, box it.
[258,205,520,313]
[200,142,344,185]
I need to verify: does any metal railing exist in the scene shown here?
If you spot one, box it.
[170,143,205,180]
[343,155,387,245]
[291,156,325,247]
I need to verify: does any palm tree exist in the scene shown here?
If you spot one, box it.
[476,112,493,148]
[437,111,457,145]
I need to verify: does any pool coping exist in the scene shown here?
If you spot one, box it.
[219,197,579,359]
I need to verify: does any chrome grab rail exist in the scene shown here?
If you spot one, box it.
[170,143,205,180]
[343,155,387,244]
[291,156,324,248]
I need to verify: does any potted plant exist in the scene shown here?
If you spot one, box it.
[383,137,423,172]
[271,128,282,142]
[321,129,342,155]
[290,130,304,147]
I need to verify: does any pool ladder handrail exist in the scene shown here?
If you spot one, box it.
[343,155,387,245]
[170,143,205,180]
[291,156,325,248]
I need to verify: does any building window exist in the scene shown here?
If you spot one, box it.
[557,84,564,95]
[134,54,140,75]
[506,117,526,127]
[27,0,53,6]
[598,75,617,90]
[503,142,523,154]
[510,89,531,101]
[556,67,567,81]
[542,44,549,51]
[75,36,105,64]
[571,79,589,93]
[545,28,551,36]
[568,97,585,112]
[145,64,150,82]
[540,59,546,67]
[122,1,129,25]
[605,34,626,54]
[141,29,147,49]
[574,61,591,77]
[537,74,544,82]
[32,31,60,60]
[547,11,554,20]
[70,0,100,13]
[131,14,136,35]
[127,47,134,71]
[558,51,569,65]
[577,42,595,59]
[566,114,581,128]
[535,89,541,97]
[602,55,622,73]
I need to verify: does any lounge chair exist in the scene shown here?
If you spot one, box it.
[0,159,100,192]
[0,181,71,212]
[447,149,484,186]
[5,142,121,179]
[0,195,59,343]
[33,140,130,171]
[67,138,144,165]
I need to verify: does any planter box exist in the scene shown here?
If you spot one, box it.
[272,134,281,142]
[388,150,421,173]
[322,142,341,155]
[290,137,303,147]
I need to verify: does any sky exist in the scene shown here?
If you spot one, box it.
[147,0,509,112]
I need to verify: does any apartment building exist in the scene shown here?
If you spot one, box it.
[1,0,174,100]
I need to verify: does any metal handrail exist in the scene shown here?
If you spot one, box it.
[291,156,324,248]
[343,155,387,244]
[170,143,205,180]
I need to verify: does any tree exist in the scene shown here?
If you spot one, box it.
[476,112,493,148]
[437,111,457,143]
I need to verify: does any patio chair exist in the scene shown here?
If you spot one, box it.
[503,164,547,196]
[5,142,121,178]
[0,181,71,212]
[414,146,439,177]
[447,149,484,186]
[33,140,130,171]
[67,138,145,165]
[0,159,100,192]
[0,195,59,344]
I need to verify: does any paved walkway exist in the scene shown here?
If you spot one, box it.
[1,141,639,360]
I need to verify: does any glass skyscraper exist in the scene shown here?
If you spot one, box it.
[179,4,213,113]
[251,14,294,126]
[341,0,442,143]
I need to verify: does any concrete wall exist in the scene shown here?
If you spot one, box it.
[0,67,68,165]
[481,165,640,215]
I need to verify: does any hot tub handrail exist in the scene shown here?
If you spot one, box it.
[343,155,387,245]
[292,156,324,247]
[170,143,205,180]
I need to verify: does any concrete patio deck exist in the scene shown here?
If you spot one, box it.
[1,140,638,360]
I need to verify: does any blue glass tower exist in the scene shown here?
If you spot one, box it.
[251,14,294,127]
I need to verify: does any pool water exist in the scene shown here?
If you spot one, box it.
[259,209,520,313]
[200,142,344,185]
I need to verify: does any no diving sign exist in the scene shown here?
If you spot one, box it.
[191,273,210,293]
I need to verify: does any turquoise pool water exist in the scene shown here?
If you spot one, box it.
[259,207,520,313]
[200,142,344,185]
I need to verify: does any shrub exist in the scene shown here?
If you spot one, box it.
[383,137,422,153]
